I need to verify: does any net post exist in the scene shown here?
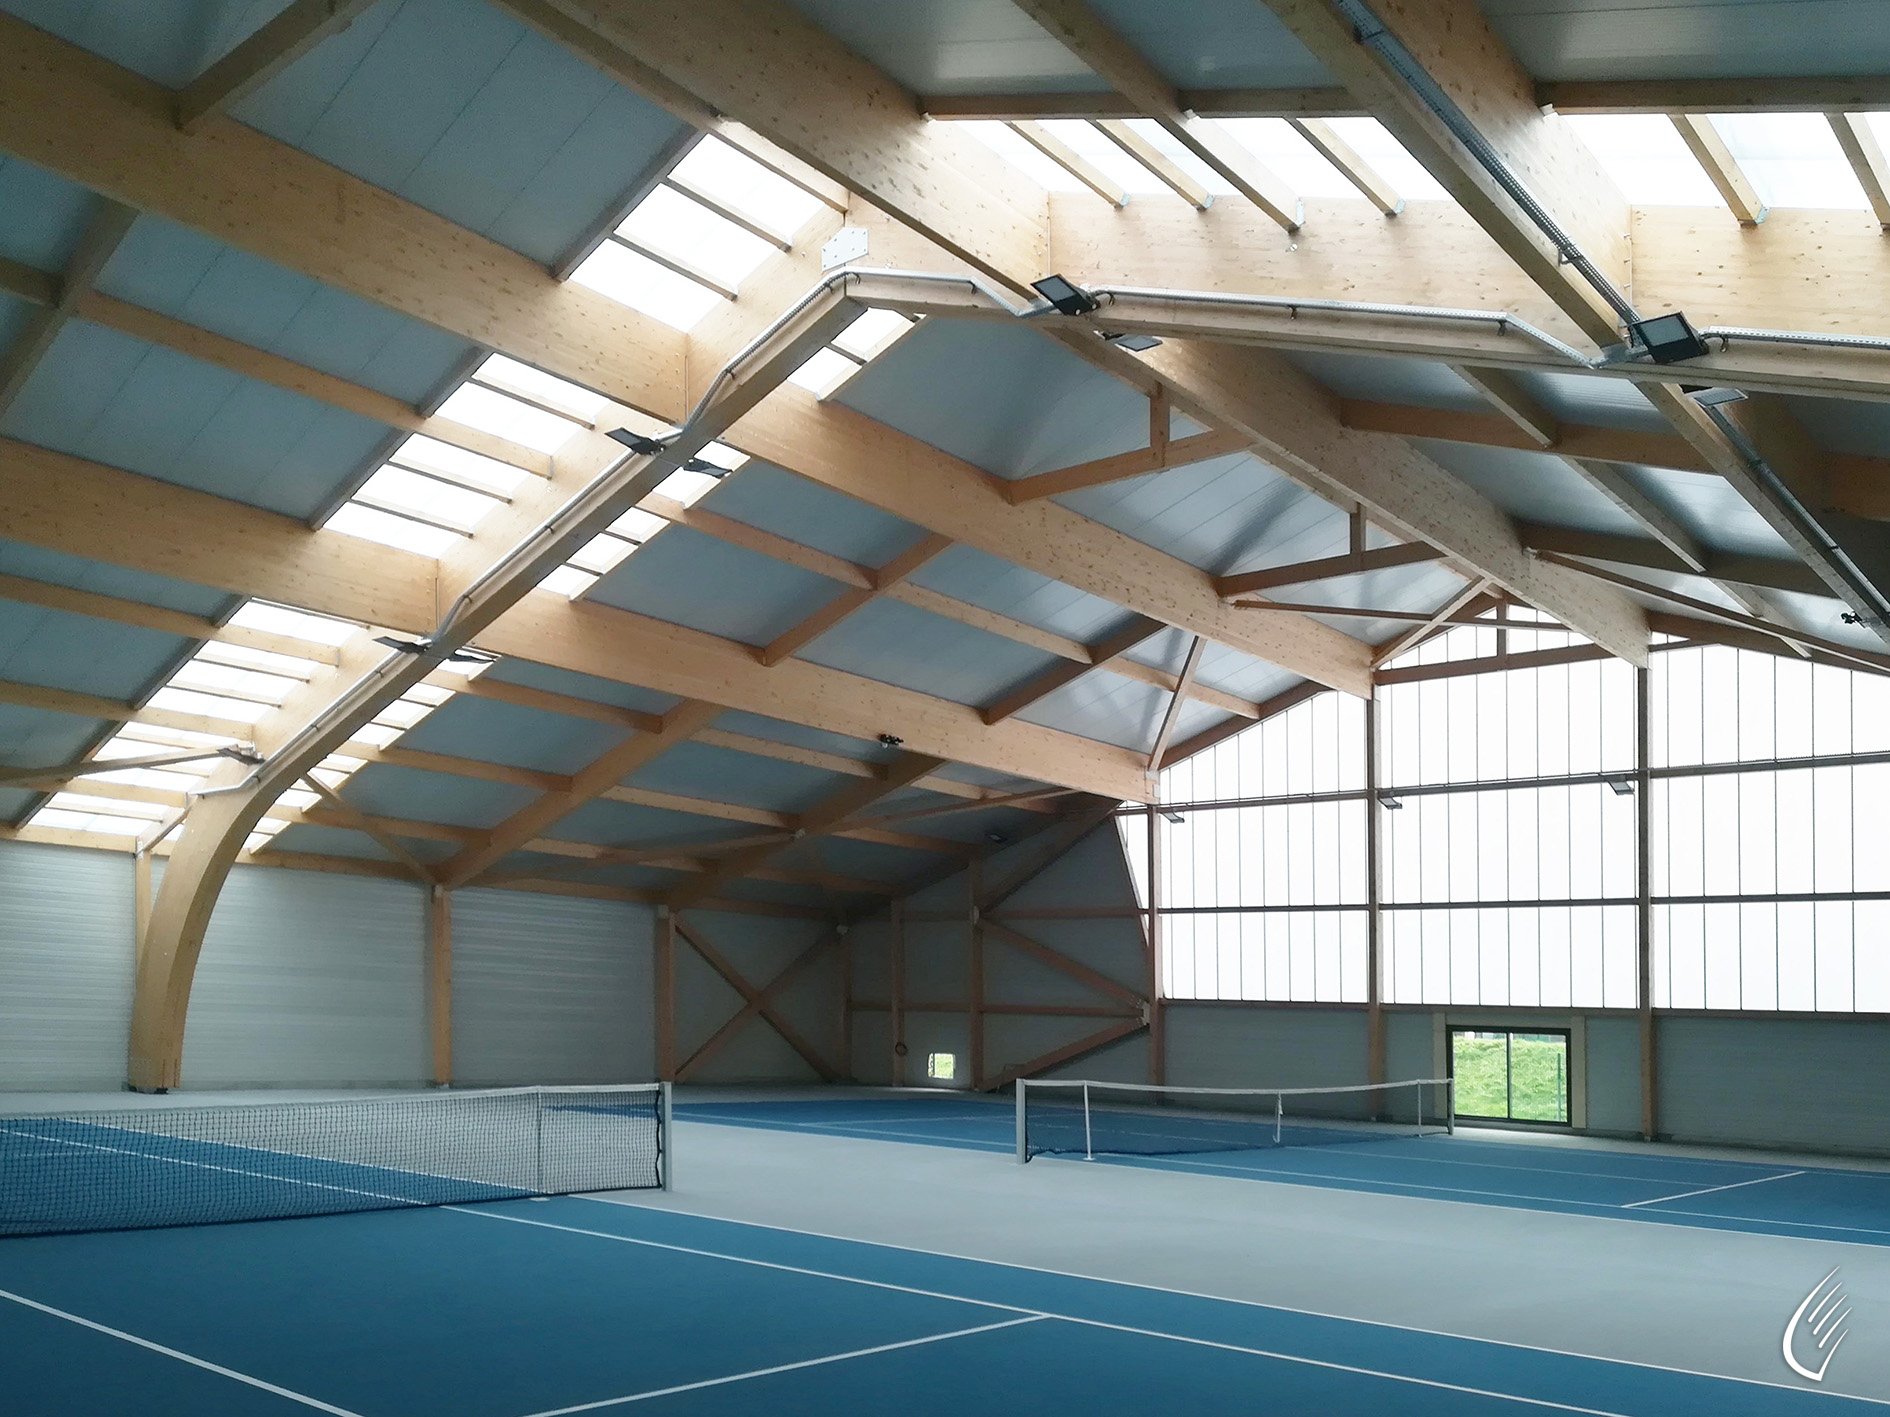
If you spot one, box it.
[1015,1080,1028,1164]
[1447,1077,1456,1136]
[1416,1079,1423,1138]
[1274,1091,1282,1145]
[661,1081,675,1190]
[1083,1082,1093,1161]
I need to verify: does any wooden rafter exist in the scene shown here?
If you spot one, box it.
[677,926,840,1081]
[298,774,436,885]
[761,533,952,666]
[0,198,136,417]
[1516,525,1826,599]
[1829,113,1890,229]
[1144,634,1203,773]
[1006,427,1250,503]
[173,0,379,132]
[1370,578,1493,667]
[1287,117,1402,215]
[980,615,1166,724]
[1008,120,1128,206]
[1014,0,1302,229]
[1215,542,1443,598]
[1670,115,1768,225]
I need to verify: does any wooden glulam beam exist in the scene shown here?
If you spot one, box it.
[1538,77,1890,115]
[1515,524,1827,599]
[0,14,686,420]
[0,441,1154,801]
[980,615,1166,724]
[1829,113,1890,229]
[1214,542,1444,597]
[673,915,841,1080]
[1005,427,1249,503]
[1670,115,1768,226]
[173,0,380,132]
[0,199,137,417]
[1009,121,1129,207]
[1287,117,1403,216]
[499,0,1047,295]
[1014,0,1302,229]
[920,89,1361,120]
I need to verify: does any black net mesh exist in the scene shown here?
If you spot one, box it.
[0,1086,664,1237]
[1022,1081,1450,1160]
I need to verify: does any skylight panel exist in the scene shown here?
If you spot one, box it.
[570,241,725,331]
[786,346,864,398]
[833,308,918,361]
[388,436,533,498]
[323,502,464,558]
[228,601,358,648]
[434,383,586,456]
[353,466,504,533]
[699,441,748,472]
[1120,118,1234,195]
[276,787,319,813]
[618,185,777,289]
[569,532,639,576]
[349,721,402,748]
[1562,115,1731,206]
[44,792,167,821]
[147,686,272,724]
[474,355,609,424]
[1212,117,1411,200]
[1039,120,1167,194]
[957,121,1085,192]
[1314,118,1449,201]
[37,808,146,836]
[669,135,825,238]
[1710,114,1870,208]
[169,658,299,704]
[652,467,722,505]
[194,643,321,680]
[540,565,600,599]
[373,698,434,731]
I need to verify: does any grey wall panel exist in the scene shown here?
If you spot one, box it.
[989,917,1146,1005]
[1041,1029,1148,1084]
[672,912,839,1084]
[182,867,427,1088]
[1658,1017,1890,1156]
[989,1013,1147,1084]
[901,1009,971,1088]
[849,1011,893,1086]
[1166,1005,1371,1099]
[0,840,134,1091]
[903,922,970,1005]
[1584,1016,1643,1136]
[451,889,653,1086]
[1003,827,1138,911]
[847,921,891,1001]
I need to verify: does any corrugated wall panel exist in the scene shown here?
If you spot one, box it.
[1584,1016,1643,1136]
[1166,1005,1371,1115]
[451,889,654,1086]
[181,867,427,1088]
[671,912,841,1084]
[1658,1017,1890,1155]
[0,840,134,1090]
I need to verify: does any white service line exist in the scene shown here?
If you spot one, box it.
[1622,1171,1805,1209]
[454,1207,1641,1416]
[514,1316,1047,1416]
[0,1286,364,1416]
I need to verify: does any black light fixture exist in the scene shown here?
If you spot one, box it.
[1031,274,1099,317]
[1102,331,1163,352]
[984,830,1009,845]
[1376,793,1404,810]
[607,429,666,456]
[1684,384,1746,408]
[876,733,905,749]
[220,744,266,766]
[1626,312,1709,365]
[372,635,498,666]
[1608,778,1636,797]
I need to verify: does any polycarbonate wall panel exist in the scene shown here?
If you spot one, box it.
[1651,765,1890,900]
[1164,911,1367,1003]
[1651,645,1890,768]
[1161,800,1367,908]
[1380,654,1635,787]
[1159,690,1364,803]
[1383,784,1636,906]
[1382,905,1637,1008]
[1652,902,1890,1013]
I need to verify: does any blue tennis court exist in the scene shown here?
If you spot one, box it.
[679,1096,1890,1249]
[0,1193,1876,1416]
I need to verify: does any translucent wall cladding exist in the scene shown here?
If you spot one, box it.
[1654,902,1890,1013]
[1651,645,1890,767]
[1383,906,1637,1009]
[1159,690,1365,804]
[1383,784,1637,905]
[1166,911,1368,1004]
[1652,765,1890,900]
[1163,801,1367,909]
[1379,649,1636,787]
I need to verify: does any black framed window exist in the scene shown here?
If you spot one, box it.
[1449,1027,1570,1124]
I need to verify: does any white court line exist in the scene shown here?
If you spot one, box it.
[0,1286,363,1416]
[1622,1171,1806,1209]
[580,1197,1890,1407]
[452,1207,1685,1416]
[514,1316,1047,1416]
[0,1125,426,1210]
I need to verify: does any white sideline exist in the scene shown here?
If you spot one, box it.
[0,1286,363,1416]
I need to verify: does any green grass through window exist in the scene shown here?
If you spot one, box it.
[1452,1032,1568,1123]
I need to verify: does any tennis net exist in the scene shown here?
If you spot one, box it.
[0,1083,668,1237]
[1016,1077,1453,1162]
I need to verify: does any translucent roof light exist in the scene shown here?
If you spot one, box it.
[619,185,778,289]
[834,308,917,361]
[1710,113,1870,209]
[669,136,825,239]
[540,565,599,599]
[228,601,358,647]
[324,502,465,558]
[1038,120,1172,195]
[353,466,505,533]
[957,121,1086,192]
[787,346,865,398]
[570,241,725,331]
[1564,115,1738,206]
[389,435,533,498]
[434,383,586,455]
[475,355,609,424]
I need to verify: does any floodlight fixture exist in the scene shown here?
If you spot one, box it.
[1102,331,1163,352]
[606,429,667,456]
[372,635,498,666]
[1608,777,1636,797]
[1376,793,1404,810]
[1684,384,1747,408]
[1159,809,1186,824]
[1031,274,1100,317]
[1626,312,1709,365]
